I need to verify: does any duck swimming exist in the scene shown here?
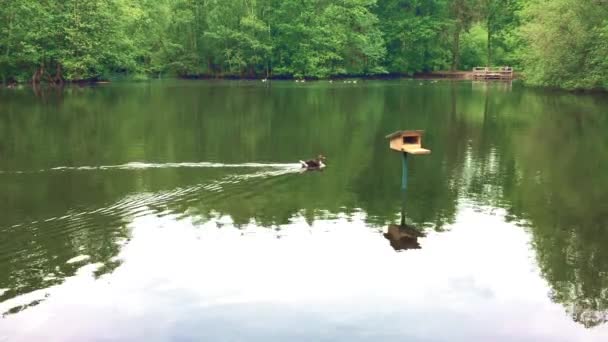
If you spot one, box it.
[300,155,326,170]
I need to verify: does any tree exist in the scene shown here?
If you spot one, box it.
[482,0,521,66]
[375,0,451,75]
[519,0,608,89]
[1,0,607,88]
[449,0,477,70]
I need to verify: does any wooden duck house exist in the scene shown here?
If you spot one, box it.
[385,130,431,155]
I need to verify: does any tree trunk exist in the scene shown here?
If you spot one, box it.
[451,25,461,71]
[487,27,492,66]
[53,64,64,86]
[4,13,13,85]
[32,65,43,84]
[267,20,272,79]
[44,71,55,87]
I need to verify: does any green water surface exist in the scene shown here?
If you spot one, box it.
[0,80,607,341]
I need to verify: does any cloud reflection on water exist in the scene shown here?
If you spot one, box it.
[1,205,607,341]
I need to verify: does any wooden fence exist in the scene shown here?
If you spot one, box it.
[472,67,514,80]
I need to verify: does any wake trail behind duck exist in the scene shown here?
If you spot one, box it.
[0,162,302,174]
[4,167,300,232]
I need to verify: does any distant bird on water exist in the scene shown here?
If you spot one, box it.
[300,155,327,170]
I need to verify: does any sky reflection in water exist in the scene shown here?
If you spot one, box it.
[2,206,607,342]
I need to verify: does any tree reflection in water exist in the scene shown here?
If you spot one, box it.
[1,81,607,327]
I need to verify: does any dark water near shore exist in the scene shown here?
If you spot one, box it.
[1,80,607,341]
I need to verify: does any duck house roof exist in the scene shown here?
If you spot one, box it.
[385,130,425,139]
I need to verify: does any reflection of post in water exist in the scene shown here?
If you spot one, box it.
[384,152,425,251]
[384,130,431,251]
[401,151,408,192]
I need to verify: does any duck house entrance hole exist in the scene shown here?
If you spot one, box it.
[403,136,420,145]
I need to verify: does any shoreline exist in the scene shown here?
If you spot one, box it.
[2,70,517,87]
[4,74,606,93]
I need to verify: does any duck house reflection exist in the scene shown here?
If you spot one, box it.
[384,224,425,251]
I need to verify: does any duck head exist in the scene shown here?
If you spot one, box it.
[317,155,327,167]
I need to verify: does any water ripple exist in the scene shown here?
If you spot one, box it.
[0,166,302,304]
[0,161,301,174]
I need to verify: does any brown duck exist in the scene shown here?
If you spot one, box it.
[299,155,327,170]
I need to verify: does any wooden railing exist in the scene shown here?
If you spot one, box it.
[472,67,513,80]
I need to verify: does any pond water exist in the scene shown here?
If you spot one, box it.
[1,80,607,341]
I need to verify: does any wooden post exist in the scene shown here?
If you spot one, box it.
[401,152,408,226]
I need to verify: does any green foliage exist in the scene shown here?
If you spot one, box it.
[0,0,607,89]
[459,24,488,70]
[518,0,608,90]
[482,0,521,65]
[375,0,451,74]
[448,0,477,70]
[271,0,386,78]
